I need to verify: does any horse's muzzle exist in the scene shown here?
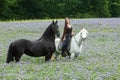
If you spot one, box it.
[82,38,86,41]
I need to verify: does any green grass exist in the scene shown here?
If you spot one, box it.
[0,19,120,80]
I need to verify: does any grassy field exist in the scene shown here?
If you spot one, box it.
[0,18,120,80]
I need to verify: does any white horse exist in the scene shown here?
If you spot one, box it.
[54,28,88,60]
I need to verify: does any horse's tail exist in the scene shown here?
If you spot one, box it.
[6,42,14,63]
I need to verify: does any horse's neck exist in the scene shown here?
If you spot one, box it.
[39,26,55,42]
[79,41,83,53]
[74,32,83,46]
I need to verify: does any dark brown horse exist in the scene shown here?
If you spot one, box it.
[6,20,60,63]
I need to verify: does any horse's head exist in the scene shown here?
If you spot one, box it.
[51,20,60,38]
[80,28,88,41]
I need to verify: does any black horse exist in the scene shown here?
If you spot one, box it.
[6,20,60,63]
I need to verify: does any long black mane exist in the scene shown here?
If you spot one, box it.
[41,24,55,40]
[38,21,59,41]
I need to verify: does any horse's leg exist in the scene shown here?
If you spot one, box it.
[62,50,67,57]
[45,55,50,62]
[70,52,75,60]
[66,50,71,58]
[14,52,23,63]
[51,53,56,61]
[45,52,53,62]
[54,51,60,60]
[74,52,80,58]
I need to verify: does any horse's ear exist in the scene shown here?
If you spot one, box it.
[55,20,58,24]
[52,20,54,24]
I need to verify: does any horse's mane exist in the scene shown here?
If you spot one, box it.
[39,23,54,40]
[74,31,81,39]
[43,24,51,36]
[75,28,87,37]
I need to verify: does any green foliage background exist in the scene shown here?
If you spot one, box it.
[0,0,120,20]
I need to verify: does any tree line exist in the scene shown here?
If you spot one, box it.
[0,0,120,20]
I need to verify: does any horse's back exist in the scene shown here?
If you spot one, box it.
[14,39,31,43]
[13,39,32,49]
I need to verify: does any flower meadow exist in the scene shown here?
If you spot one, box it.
[0,18,120,80]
